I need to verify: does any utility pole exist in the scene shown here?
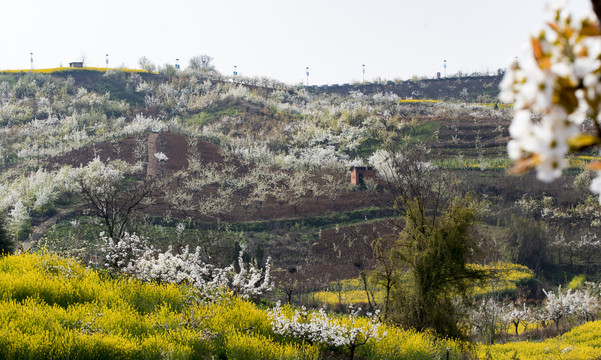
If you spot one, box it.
[362,64,365,83]
[306,67,309,86]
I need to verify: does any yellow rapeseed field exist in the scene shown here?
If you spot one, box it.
[0,252,469,359]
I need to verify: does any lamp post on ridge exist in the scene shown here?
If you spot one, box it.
[30,53,33,70]
[175,59,180,71]
[105,54,109,70]
[306,67,309,86]
[362,64,365,83]
[444,59,447,77]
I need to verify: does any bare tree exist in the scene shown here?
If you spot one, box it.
[75,158,161,239]
[138,56,156,73]
[188,55,215,71]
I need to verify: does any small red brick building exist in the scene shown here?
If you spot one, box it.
[350,166,376,185]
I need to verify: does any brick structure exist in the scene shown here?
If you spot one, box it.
[69,62,84,68]
[350,166,376,185]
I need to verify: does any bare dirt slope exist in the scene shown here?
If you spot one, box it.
[46,132,385,222]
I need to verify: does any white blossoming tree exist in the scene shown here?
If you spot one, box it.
[503,302,531,336]
[268,303,385,360]
[8,200,30,243]
[542,286,577,330]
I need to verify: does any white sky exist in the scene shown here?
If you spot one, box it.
[0,0,594,85]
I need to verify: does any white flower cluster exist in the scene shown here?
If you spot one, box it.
[268,302,385,349]
[368,149,435,182]
[154,152,168,161]
[0,167,77,213]
[101,232,150,269]
[501,5,601,192]
[230,252,272,299]
[101,233,272,301]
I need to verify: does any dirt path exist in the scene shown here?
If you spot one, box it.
[29,204,85,244]
[147,133,159,177]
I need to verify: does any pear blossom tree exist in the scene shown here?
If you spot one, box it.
[503,302,530,336]
[468,297,503,344]
[188,55,215,72]
[268,302,386,360]
[249,179,270,218]
[7,200,30,243]
[320,166,351,210]
[138,56,156,73]
[287,170,311,214]
[542,286,577,330]
[574,232,601,272]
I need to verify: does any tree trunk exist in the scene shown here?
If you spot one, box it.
[349,345,356,360]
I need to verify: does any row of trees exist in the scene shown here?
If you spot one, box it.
[138,55,215,75]
[469,283,601,344]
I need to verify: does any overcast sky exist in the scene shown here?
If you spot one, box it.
[0,0,593,85]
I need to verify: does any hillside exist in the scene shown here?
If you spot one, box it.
[3,66,601,356]
[0,68,595,292]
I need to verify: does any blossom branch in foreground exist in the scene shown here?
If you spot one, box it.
[500,4,601,201]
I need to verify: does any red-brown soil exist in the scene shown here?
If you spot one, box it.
[48,132,388,222]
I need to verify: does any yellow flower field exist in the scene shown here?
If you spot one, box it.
[0,252,467,359]
[398,99,441,103]
[480,321,601,359]
[314,262,534,308]
[468,262,535,297]
[5,253,601,359]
